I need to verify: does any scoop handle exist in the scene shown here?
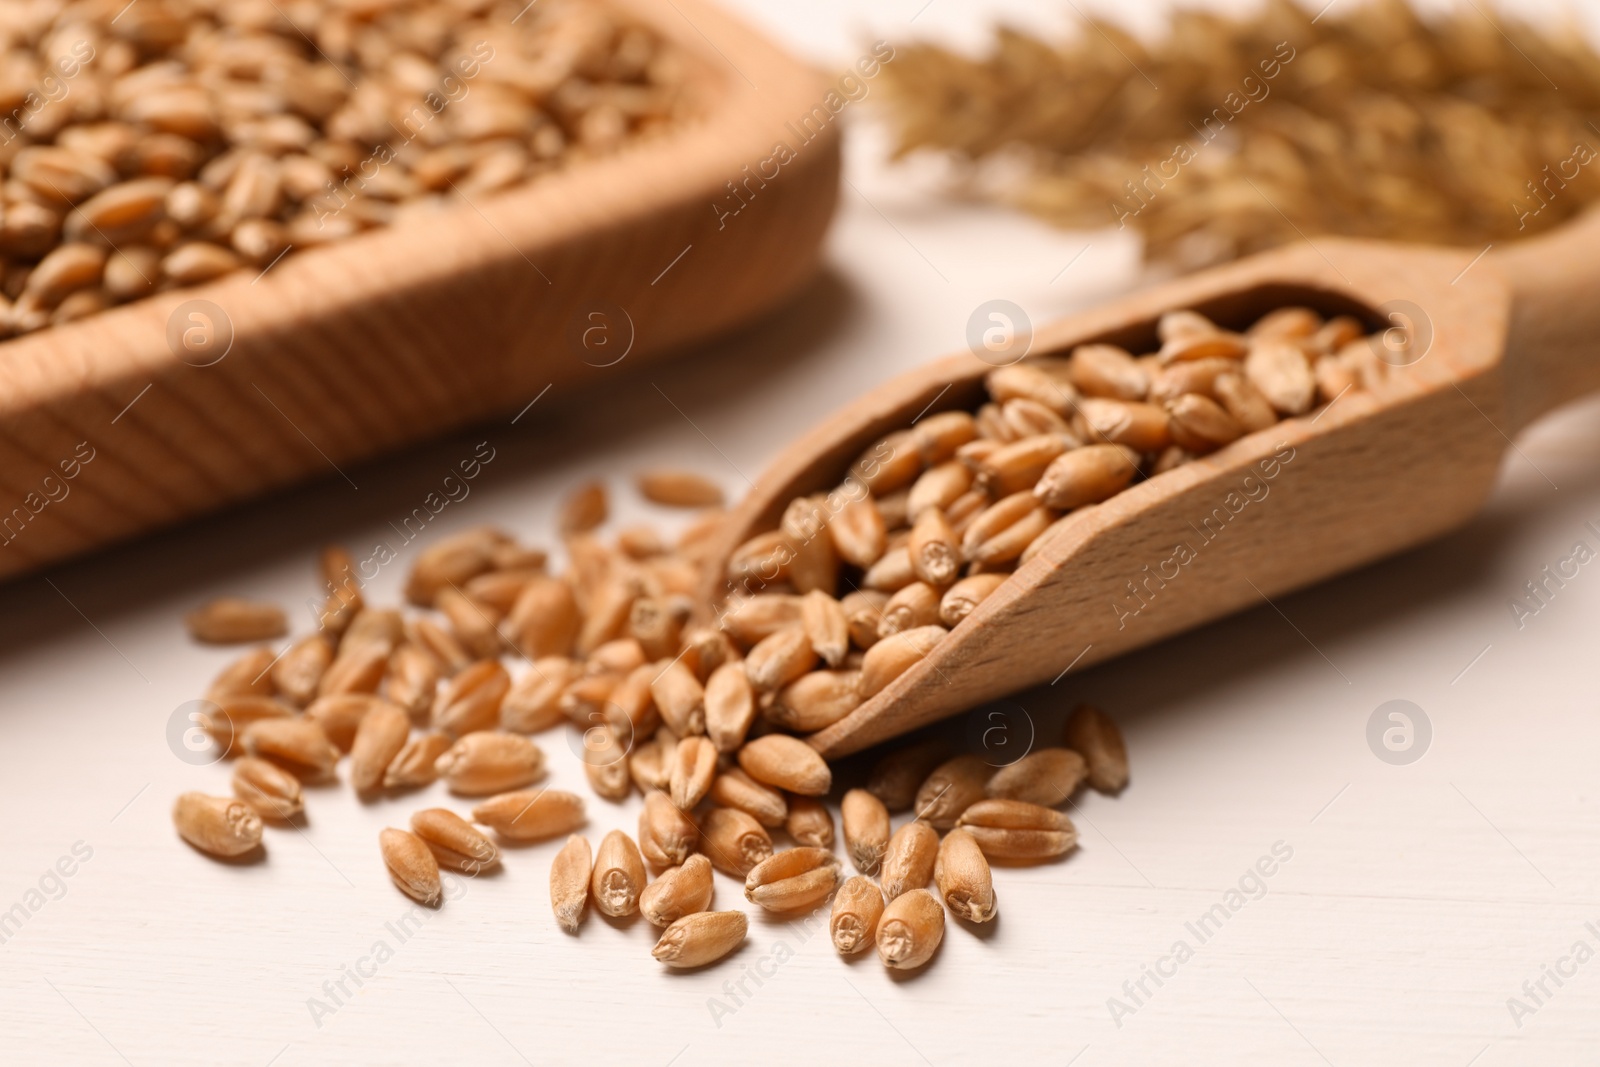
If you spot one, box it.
[1496,207,1600,433]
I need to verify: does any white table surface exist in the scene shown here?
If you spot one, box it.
[5,2,1600,1064]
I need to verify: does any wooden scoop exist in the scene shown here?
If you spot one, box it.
[704,211,1600,758]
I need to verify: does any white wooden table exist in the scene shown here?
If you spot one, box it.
[4,2,1599,1063]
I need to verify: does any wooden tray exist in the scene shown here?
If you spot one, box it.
[0,0,839,581]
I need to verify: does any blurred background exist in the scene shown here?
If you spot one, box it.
[3,0,1600,1063]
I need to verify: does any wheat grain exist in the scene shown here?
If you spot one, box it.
[410,808,499,875]
[880,819,938,902]
[737,735,831,796]
[936,828,996,922]
[205,647,277,704]
[380,643,439,719]
[241,718,339,780]
[231,758,303,821]
[744,847,840,913]
[349,702,411,794]
[841,788,891,875]
[184,598,286,644]
[784,797,835,849]
[174,792,263,857]
[652,910,747,968]
[985,748,1087,806]
[698,807,773,878]
[956,798,1079,861]
[591,829,646,917]
[830,875,886,955]
[876,888,944,970]
[638,790,700,870]
[708,769,788,828]
[1065,703,1130,793]
[866,741,950,813]
[668,736,718,811]
[500,657,581,733]
[272,635,332,707]
[431,659,510,738]
[766,670,862,733]
[384,732,453,790]
[639,854,715,927]
[435,732,545,796]
[471,789,585,842]
[637,470,725,508]
[549,834,593,935]
[914,754,994,829]
[380,828,441,906]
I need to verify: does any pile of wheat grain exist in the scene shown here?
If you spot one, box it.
[0,0,687,335]
[173,300,1390,972]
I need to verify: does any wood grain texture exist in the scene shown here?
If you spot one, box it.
[704,231,1557,757]
[1495,209,1600,433]
[0,0,840,581]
